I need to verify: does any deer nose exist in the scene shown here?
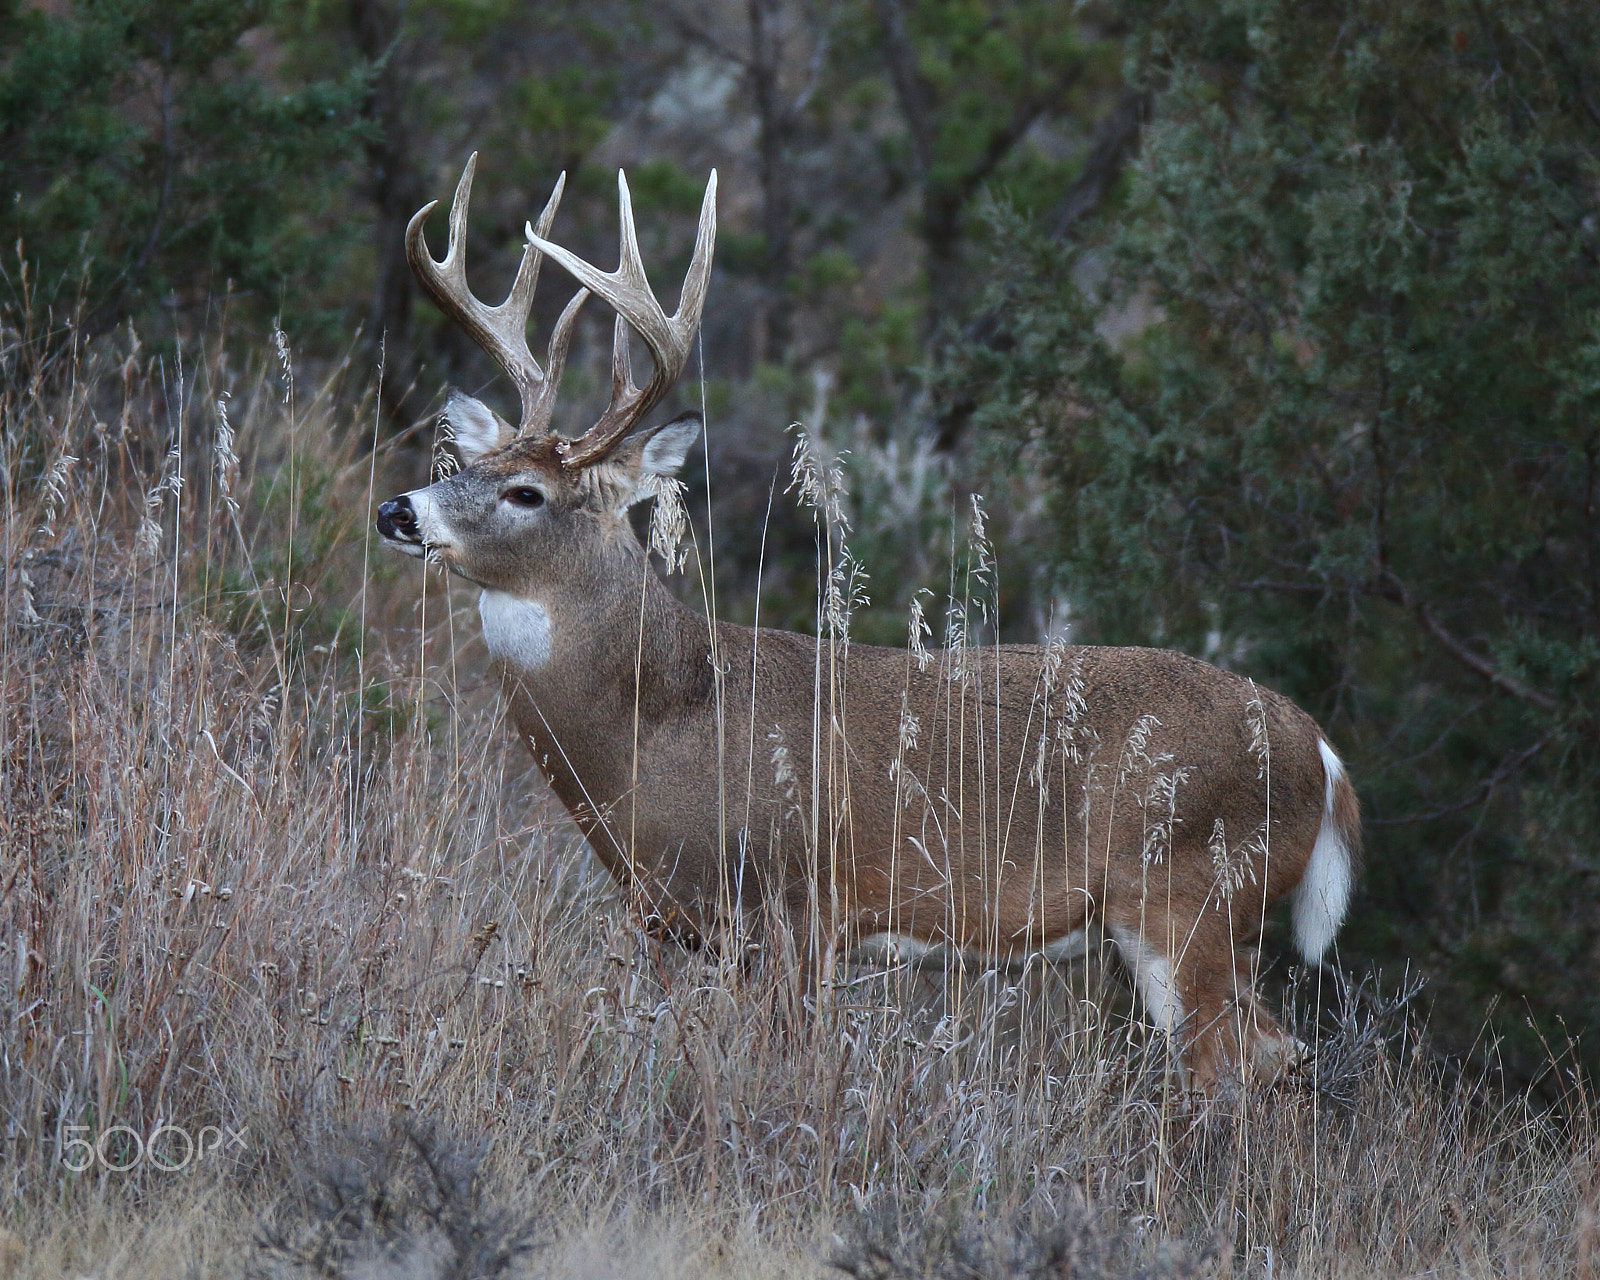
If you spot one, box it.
[377,496,419,542]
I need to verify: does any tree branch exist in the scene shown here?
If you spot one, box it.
[666,3,752,69]
[1369,732,1552,826]
[932,87,1152,448]
[1381,574,1560,713]
[1047,88,1151,239]
[941,74,1082,214]
[786,13,831,121]
[872,0,934,176]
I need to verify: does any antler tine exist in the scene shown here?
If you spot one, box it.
[407,156,583,438]
[677,169,719,340]
[519,175,592,436]
[609,313,634,404]
[527,169,718,467]
[523,169,564,299]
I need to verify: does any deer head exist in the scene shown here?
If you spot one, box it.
[376,154,716,601]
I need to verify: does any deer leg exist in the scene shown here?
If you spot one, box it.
[769,877,843,1030]
[1106,920,1191,1084]
[1230,945,1308,1076]
[1110,914,1282,1089]
[1116,917,1303,1088]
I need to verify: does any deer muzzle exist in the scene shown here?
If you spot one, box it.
[376,496,425,554]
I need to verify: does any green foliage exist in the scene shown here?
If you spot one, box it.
[831,0,1113,322]
[625,158,712,215]
[961,0,1600,1082]
[901,0,1090,195]
[509,64,617,163]
[839,304,921,419]
[0,0,368,338]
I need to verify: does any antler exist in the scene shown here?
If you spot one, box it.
[405,153,588,438]
[527,169,718,468]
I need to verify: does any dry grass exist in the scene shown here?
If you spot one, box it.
[0,321,1595,1278]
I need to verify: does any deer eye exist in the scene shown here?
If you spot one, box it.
[503,486,545,509]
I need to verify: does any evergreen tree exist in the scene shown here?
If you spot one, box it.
[0,0,367,341]
[956,0,1600,1083]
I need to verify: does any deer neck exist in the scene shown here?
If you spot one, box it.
[481,551,718,884]
[482,566,705,702]
[480,548,715,805]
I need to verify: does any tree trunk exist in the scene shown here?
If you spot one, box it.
[349,0,425,417]
[748,0,796,362]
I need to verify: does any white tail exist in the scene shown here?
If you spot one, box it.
[1293,739,1360,963]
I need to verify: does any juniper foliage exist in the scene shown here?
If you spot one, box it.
[0,0,367,339]
[957,0,1600,1083]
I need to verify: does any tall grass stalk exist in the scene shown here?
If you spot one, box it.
[0,323,1593,1278]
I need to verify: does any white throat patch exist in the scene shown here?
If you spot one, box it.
[478,590,552,671]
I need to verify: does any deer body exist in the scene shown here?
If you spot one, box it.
[492,554,1351,1085]
[377,157,1360,1086]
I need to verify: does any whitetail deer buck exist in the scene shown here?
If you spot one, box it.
[376,155,1360,1087]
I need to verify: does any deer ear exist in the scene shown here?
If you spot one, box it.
[596,412,702,510]
[636,412,702,478]
[442,388,514,464]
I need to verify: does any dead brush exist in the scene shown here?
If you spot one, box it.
[826,1194,1216,1280]
[0,311,1596,1279]
[253,1120,535,1280]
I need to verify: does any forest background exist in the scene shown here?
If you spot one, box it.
[5,0,1599,1092]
